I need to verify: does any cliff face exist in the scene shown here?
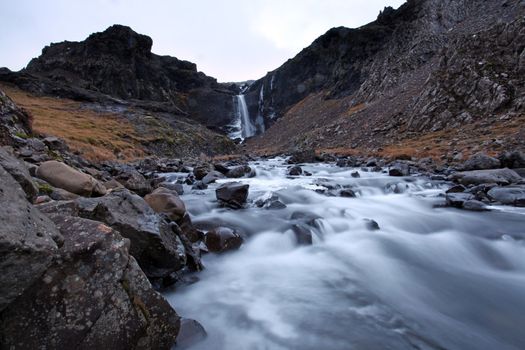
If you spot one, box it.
[1,25,237,132]
[246,0,525,157]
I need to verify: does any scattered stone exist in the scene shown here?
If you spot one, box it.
[452,168,522,186]
[145,187,187,221]
[226,164,253,178]
[175,318,207,349]
[202,170,225,185]
[204,227,243,253]
[446,192,474,208]
[487,186,525,206]
[157,181,184,195]
[36,160,106,197]
[461,153,501,170]
[216,182,249,209]
[339,189,356,197]
[446,184,466,193]
[0,147,38,200]
[115,167,152,196]
[388,162,409,177]
[192,181,208,190]
[351,171,360,178]
[365,219,380,231]
[288,165,302,176]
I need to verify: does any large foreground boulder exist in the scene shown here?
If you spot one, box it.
[77,188,187,280]
[0,215,180,349]
[36,160,107,197]
[0,164,61,312]
[216,182,249,209]
[452,168,522,186]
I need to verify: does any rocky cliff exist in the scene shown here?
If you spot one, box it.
[246,0,525,158]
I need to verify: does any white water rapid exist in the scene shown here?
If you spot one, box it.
[166,158,525,350]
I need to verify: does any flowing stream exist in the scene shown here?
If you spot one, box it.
[166,158,525,350]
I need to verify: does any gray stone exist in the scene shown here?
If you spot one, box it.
[0,147,38,200]
[487,186,525,206]
[452,168,522,186]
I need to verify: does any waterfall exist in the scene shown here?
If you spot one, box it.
[237,94,255,138]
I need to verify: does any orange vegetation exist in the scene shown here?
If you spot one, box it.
[0,84,146,162]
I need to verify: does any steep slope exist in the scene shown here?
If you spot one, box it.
[246,0,525,158]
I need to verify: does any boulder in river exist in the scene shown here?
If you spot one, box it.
[175,318,207,349]
[288,165,303,176]
[388,162,410,176]
[202,170,225,184]
[205,227,243,253]
[291,224,313,245]
[36,160,106,197]
[216,182,249,209]
[452,168,522,186]
[227,164,253,178]
[445,192,475,208]
[487,186,525,206]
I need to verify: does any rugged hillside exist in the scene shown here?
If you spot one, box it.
[246,0,525,158]
[0,25,239,160]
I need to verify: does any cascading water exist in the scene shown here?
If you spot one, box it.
[237,94,255,139]
[165,158,525,350]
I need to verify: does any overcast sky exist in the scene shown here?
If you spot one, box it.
[0,0,405,82]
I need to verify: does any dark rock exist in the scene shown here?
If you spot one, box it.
[288,165,303,176]
[77,188,186,280]
[42,136,68,151]
[446,192,474,208]
[350,171,360,178]
[463,200,490,211]
[178,213,203,243]
[202,170,225,185]
[461,153,501,171]
[226,164,253,178]
[499,151,525,169]
[487,186,525,206]
[0,214,180,349]
[213,163,230,175]
[0,147,38,200]
[205,227,243,253]
[0,89,33,146]
[388,162,409,177]
[50,187,80,201]
[115,167,152,196]
[365,219,380,231]
[175,318,207,349]
[291,224,313,245]
[193,165,212,181]
[288,149,316,164]
[452,168,522,186]
[192,181,208,190]
[446,184,466,193]
[216,182,249,209]
[0,165,61,312]
[339,189,356,197]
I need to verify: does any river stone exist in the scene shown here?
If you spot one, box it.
[487,186,525,206]
[288,165,303,176]
[0,165,61,312]
[498,151,525,169]
[0,146,38,200]
[446,192,474,208]
[216,182,249,209]
[461,153,501,170]
[175,318,207,349]
[291,224,313,245]
[463,200,490,211]
[0,215,180,349]
[193,164,213,180]
[452,168,522,186]
[388,162,410,176]
[145,187,187,221]
[339,189,357,197]
[202,170,225,184]
[205,227,243,253]
[77,188,187,280]
[226,164,253,178]
[36,160,107,197]
[157,181,184,195]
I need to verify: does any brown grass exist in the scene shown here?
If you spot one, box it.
[0,83,146,162]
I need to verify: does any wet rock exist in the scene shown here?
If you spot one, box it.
[213,163,230,175]
[202,170,225,184]
[487,186,525,206]
[463,200,490,211]
[339,189,356,197]
[461,153,501,171]
[115,167,152,196]
[452,168,522,186]
[288,165,303,176]
[192,181,208,190]
[365,219,380,231]
[178,213,203,243]
[0,215,180,349]
[350,171,360,178]
[388,162,409,177]
[291,224,313,245]
[175,318,207,349]
[145,187,187,221]
[288,149,316,164]
[255,192,287,210]
[227,164,253,178]
[0,147,38,200]
[205,227,243,253]
[445,192,474,208]
[77,188,187,280]
[216,182,249,209]
[157,181,184,195]
[0,165,61,311]
[446,184,466,193]
[193,164,213,180]
[36,160,106,197]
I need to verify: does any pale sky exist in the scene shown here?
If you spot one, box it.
[0,0,406,82]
